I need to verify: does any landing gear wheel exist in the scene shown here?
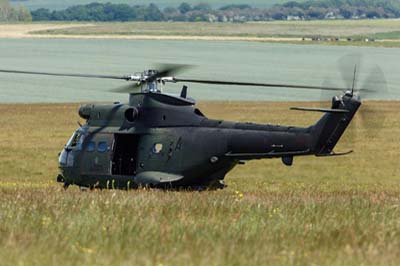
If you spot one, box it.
[206,180,227,190]
[63,183,70,190]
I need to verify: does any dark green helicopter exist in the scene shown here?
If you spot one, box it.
[0,64,380,190]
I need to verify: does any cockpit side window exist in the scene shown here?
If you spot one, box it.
[66,129,86,150]
[66,132,78,148]
[86,141,95,152]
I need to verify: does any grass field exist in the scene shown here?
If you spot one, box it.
[4,21,400,48]
[26,20,400,48]
[33,20,400,38]
[0,101,399,265]
[10,0,303,10]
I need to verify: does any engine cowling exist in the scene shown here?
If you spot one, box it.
[78,104,93,120]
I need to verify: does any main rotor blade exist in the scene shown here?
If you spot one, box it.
[320,79,338,104]
[174,78,345,91]
[112,82,142,93]
[146,64,192,82]
[156,64,190,78]
[0,69,129,80]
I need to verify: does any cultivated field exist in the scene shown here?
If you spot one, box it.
[0,101,399,265]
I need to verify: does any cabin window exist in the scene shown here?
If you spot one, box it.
[98,141,108,153]
[86,141,95,152]
[152,143,163,154]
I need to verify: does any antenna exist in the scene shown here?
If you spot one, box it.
[351,65,357,96]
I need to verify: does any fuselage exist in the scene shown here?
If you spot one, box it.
[58,92,360,189]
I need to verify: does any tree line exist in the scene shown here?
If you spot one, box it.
[0,0,31,21]
[11,0,400,22]
[278,0,400,19]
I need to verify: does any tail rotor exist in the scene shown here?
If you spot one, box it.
[320,54,388,146]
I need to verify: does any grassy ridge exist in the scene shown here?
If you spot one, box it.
[0,101,399,265]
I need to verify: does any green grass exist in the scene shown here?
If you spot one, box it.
[28,20,400,48]
[31,20,400,38]
[370,30,400,40]
[0,101,399,265]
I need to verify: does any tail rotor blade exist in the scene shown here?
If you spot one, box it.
[357,65,388,99]
[358,65,387,138]
[353,65,387,140]
[338,53,362,90]
[336,55,362,146]
[318,54,387,148]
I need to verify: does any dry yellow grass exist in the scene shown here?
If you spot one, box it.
[0,101,399,265]
[0,23,93,38]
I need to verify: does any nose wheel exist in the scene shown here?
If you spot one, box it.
[56,174,70,190]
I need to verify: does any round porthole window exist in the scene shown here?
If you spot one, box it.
[152,143,163,154]
[98,142,108,153]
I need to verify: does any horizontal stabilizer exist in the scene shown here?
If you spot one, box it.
[290,107,349,113]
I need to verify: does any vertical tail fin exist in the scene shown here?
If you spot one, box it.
[311,93,361,155]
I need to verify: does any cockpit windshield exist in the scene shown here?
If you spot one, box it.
[65,127,87,150]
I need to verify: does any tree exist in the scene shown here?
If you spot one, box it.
[339,5,353,18]
[219,4,251,11]
[26,0,400,22]
[282,1,302,8]
[178,2,191,14]
[1,0,31,21]
[307,7,326,19]
[0,0,12,21]
[192,3,211,12]
[13,6,32,21]
[106,4,135,21]
[144,3,164,21]
[31,8,51,21]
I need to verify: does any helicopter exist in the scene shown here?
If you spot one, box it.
[0,64,381,190]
